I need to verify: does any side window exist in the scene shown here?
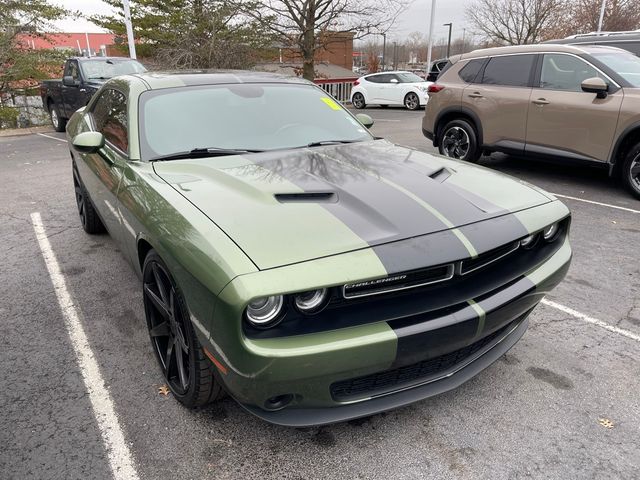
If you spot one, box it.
[366,75,384,83]
[481,54,535,87]
[91,89,128,153]
[540,54,602,91]
[64,61,80,81]
[458,59,485,83]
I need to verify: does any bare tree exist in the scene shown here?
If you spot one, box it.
[547,0,640,39]
[466,0,562,45]
[245,0,408,80]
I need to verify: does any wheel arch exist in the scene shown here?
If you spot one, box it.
[137,236,155,273]
[609,122,640,176]
[351,89,367,102]
[434,107,483,148]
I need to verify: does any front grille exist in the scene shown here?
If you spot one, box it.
[343,264,454,298]
[460,241,520,275]
[330,322,514,401]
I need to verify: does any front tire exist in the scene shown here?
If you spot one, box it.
[49,102,66,132]
[73,164,105,234]
[404,92,420,111]
[621,145,640,200]
[143,251,224,408]
[438,119,481,163]
[352,92,366,109]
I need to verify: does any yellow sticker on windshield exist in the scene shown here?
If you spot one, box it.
[321,97,342,110]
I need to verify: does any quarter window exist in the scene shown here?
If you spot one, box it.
[91,89,128,153]
[481,54,535,87]
[540,54,603,91]
[458,59,485,83]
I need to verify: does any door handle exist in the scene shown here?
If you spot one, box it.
[468,92,483,98]
[532,98,550,105]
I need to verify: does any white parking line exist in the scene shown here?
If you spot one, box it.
[541,298,640,343]
[31,212,139,480]
[552,193,640,214]
[36,132,66,142]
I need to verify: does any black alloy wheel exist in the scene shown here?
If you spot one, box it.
[404,92,420,110]
[352,92,366,109]
[142,251,224,408]
[622,145,640,199]
[438,119,481,163]
[72,164,105,234]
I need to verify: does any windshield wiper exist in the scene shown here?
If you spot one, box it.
[150,147,264,162]
[305,140,360,148]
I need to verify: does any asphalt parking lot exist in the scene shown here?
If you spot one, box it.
[1,110,639,480]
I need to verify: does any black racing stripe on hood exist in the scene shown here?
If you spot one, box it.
[253,148,470,272]
[457,213,530,255]
[372,230,471,275]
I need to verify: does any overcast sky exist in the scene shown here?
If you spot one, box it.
[52,0,473,42]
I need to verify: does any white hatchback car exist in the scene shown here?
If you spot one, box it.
[351,71,432,110]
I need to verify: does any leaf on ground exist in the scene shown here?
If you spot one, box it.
[598,418,614,429]
[158,384,170,396]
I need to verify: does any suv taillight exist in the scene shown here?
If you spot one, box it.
[428,84,445,93]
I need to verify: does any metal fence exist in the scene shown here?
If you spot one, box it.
[314,77,358,104]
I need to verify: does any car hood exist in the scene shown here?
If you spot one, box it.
[153,140,553,270]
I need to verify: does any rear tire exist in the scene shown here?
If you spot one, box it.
[72,163,105,234]
[49,102,66,132]
[352,92,366,109]
[437,119,481,163]
[143,250,225,408]
[621,144,640,200]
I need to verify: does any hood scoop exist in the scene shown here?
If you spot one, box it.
[429,167,451,182]
[275,191,338,203]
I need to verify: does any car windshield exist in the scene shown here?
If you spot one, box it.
[591,51,640,87]
[81,59,146,80]
[139,83,373,159]
[397,72,424,83]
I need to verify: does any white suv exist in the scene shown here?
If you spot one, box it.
[351,71,432,110]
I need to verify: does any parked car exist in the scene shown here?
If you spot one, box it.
[351,71,432,110]
[66,71,571,426]
[545,30,640,56]
[427,58,450,82]
[423,44,640,199]
[40,57,146,132]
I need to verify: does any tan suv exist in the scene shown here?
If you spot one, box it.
[423,44,640,199]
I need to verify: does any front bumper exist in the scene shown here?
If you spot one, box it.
[212,233,571,426]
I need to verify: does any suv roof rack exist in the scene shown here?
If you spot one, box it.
[565,29,640,39]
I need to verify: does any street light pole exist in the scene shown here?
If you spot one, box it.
[426,0,437,77]
[444,22,452,59]
[597,0,607,32]
[381,33,386,71]
[122,0,137,59]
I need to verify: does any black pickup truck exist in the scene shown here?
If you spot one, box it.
[40,57,146,131]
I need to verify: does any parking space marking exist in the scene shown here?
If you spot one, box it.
[541,299,640,343]
[552,193,640,214]
[36,132,66,142]
[31,212,140,480]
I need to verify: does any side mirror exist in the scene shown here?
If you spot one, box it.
[72,131,105,154]
[581,77,608,99]
[390,78,399,84]
[356,113,374,129]
[63,76,80,87]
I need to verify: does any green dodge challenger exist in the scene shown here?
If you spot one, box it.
[66,71,572,426]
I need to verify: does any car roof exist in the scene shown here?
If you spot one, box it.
[125,70,312,90]
[365,71,413,75]
[70,56,140,62]
[457,43,627,60]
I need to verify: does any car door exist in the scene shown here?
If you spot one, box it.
[461,54,536,154]
[525,53,624,163]
[385,74,405,104]
[363,74,386,102]
[61,60,82,117]
[77,88,129,239]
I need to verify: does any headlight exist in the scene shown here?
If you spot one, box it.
[520,233,538,249]
[543,223,560,242]
[294,289,328,314]
[246,295,284,326]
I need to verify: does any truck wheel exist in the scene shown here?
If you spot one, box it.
[49,102,67,132]
[621,143,640,200]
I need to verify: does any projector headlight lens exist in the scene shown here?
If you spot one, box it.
[246,295,284,326]
[294,289,328,314]
[543,223,560,242]
[520,233,538,249]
